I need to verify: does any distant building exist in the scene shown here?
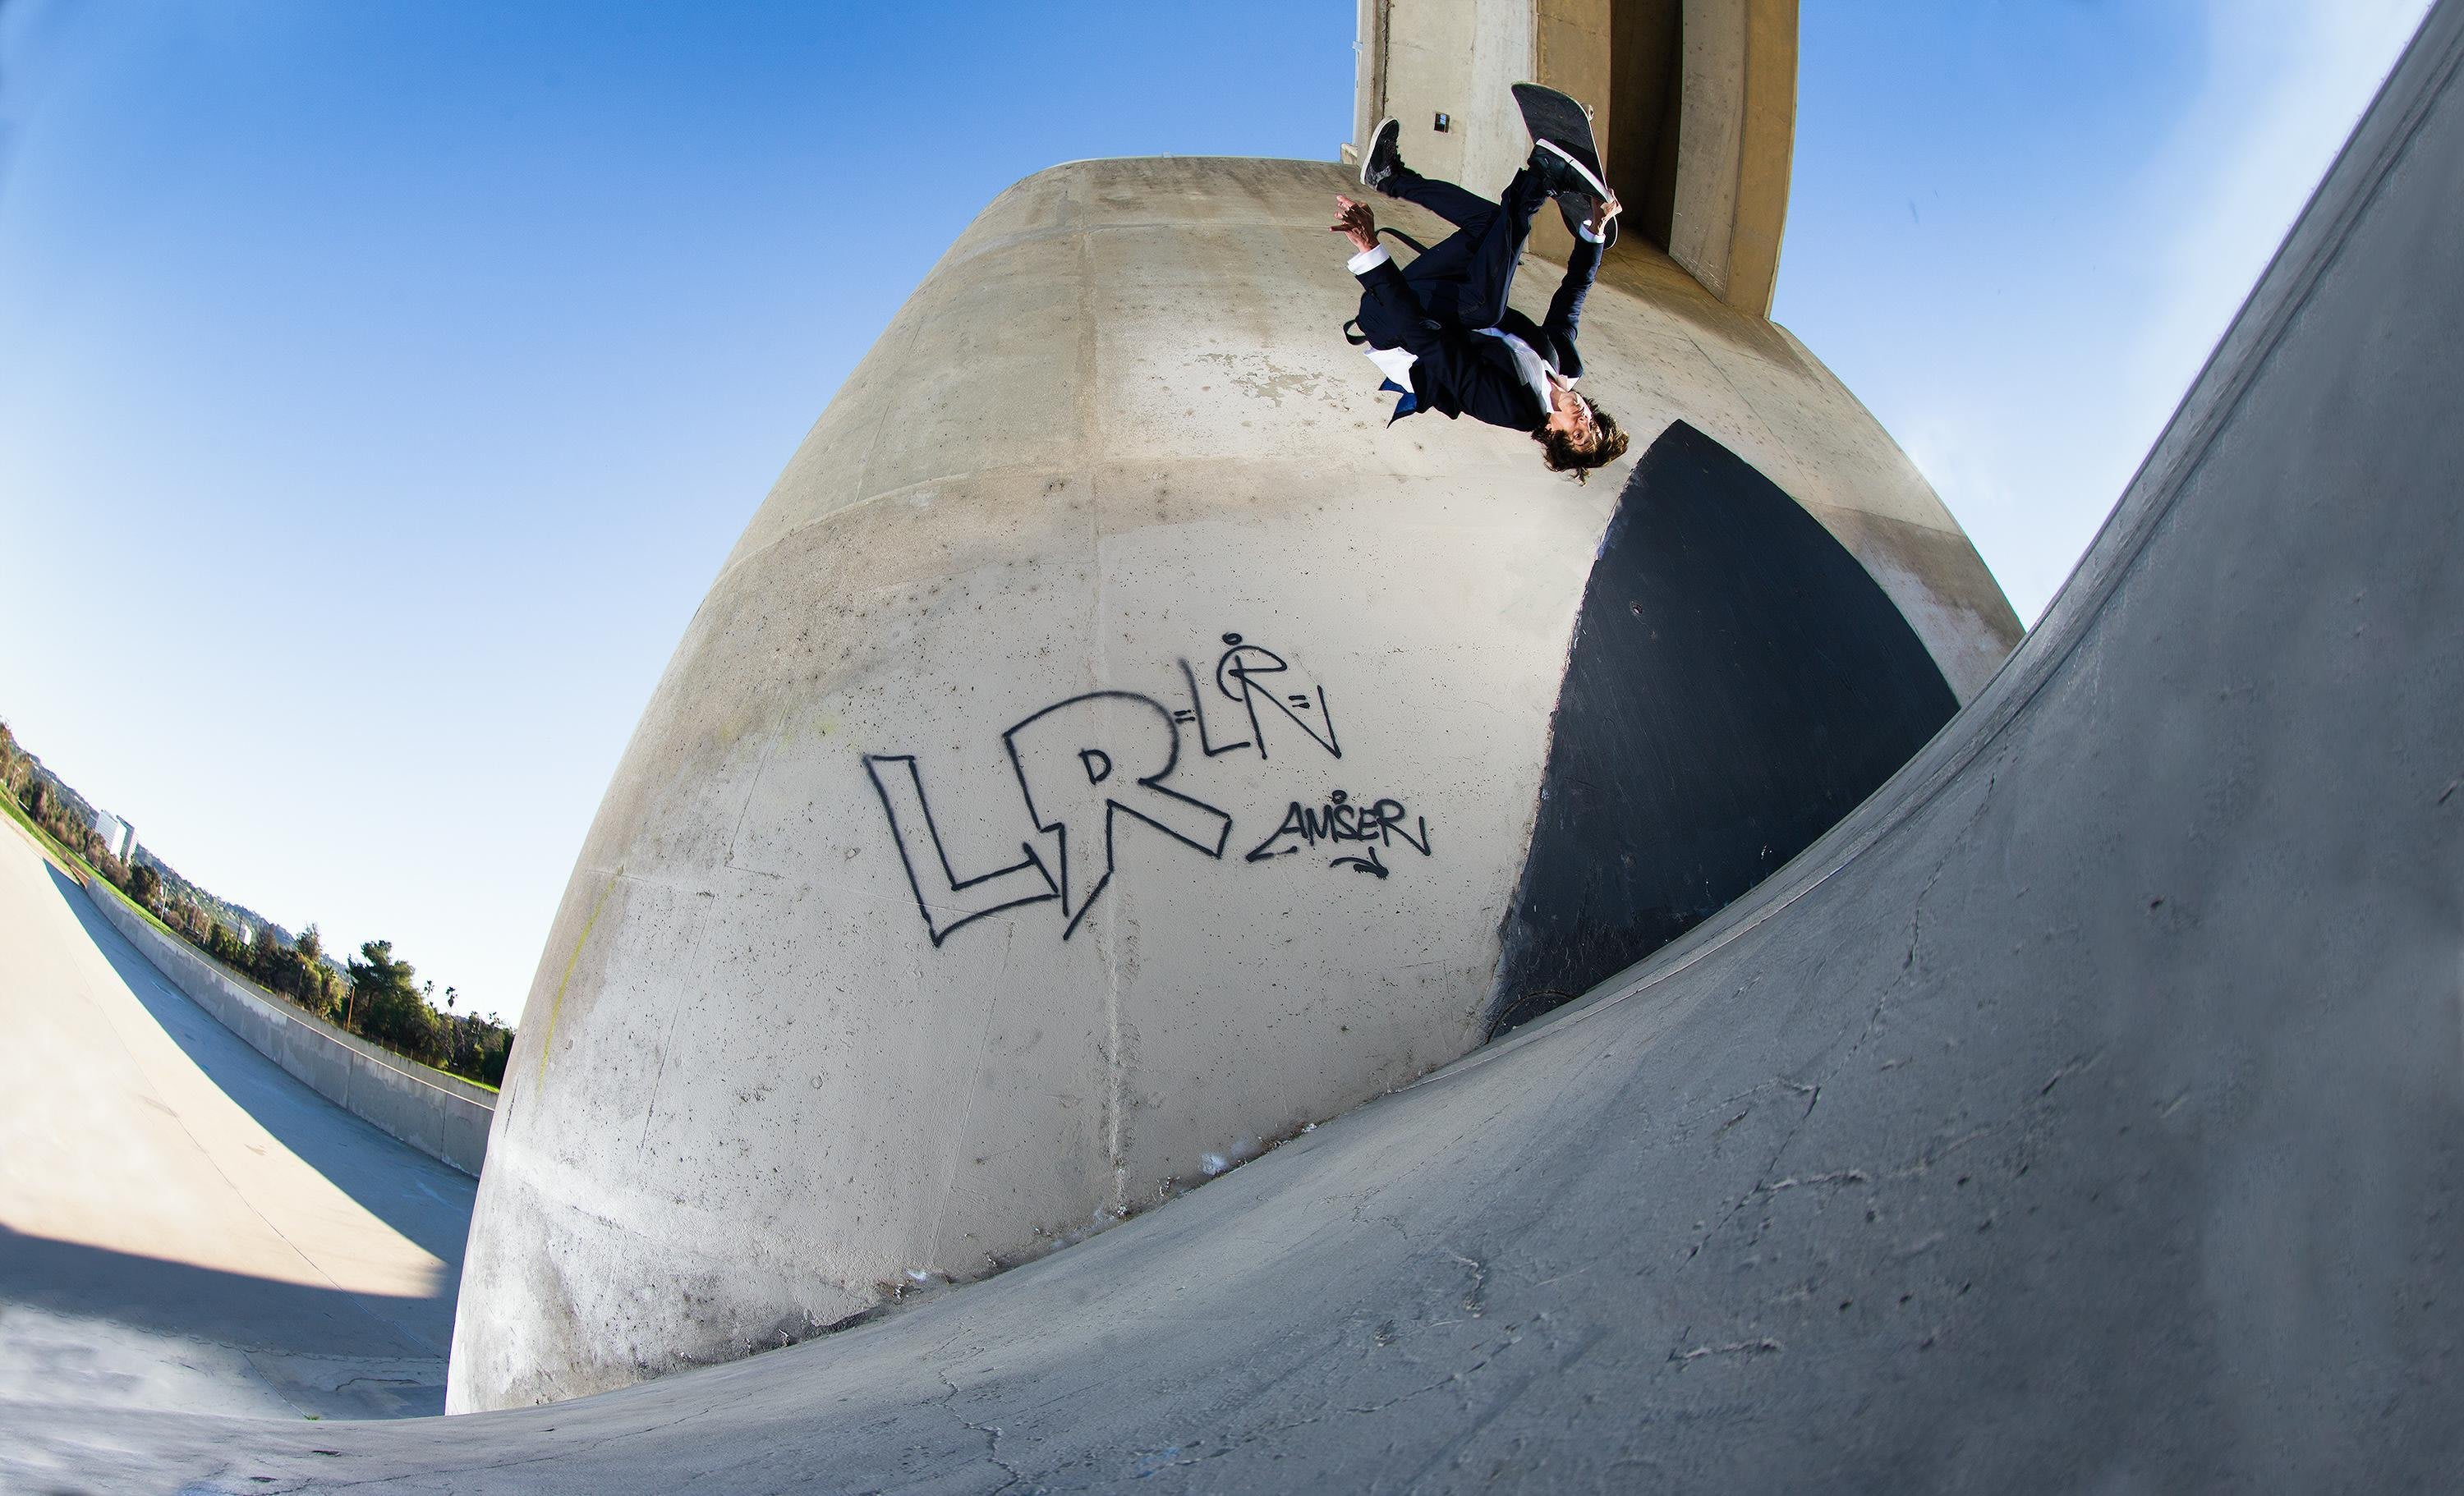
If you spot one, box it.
[90,809,136,863]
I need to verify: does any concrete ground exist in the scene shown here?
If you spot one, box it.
[0,823,475,1420]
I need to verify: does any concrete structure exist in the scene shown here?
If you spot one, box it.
[86,809,133,865]
[0,822,475,1420]
[7,0,2460,1480]
[80,875,496,1176]
[448,4,2018,1411]
[1355,0,1797,311]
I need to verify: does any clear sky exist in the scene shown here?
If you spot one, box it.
[0,0,2432,1023]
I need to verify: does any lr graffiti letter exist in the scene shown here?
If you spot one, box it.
[862,754,1059,946]
[866,631,1408,948]
[1004,692,1234,938]
[1181,633,1340,761]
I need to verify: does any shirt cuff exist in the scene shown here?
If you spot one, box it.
[1347,244,1391,274]
[1576,222,1606,245]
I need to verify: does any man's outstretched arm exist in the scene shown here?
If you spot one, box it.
[1541,193,1620,363]
[1333,195,1446,359]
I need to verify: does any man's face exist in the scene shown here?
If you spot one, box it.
[1547,390,1597,449]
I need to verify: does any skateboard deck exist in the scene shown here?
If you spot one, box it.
[1512,82,1617,247]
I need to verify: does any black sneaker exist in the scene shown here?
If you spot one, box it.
[1530,138,1611,206]
[1360,117,1405,195]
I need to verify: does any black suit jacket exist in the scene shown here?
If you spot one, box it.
[1352,232,1602,430]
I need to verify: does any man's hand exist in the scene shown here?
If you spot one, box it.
[1331,195,1379,255]
[1585,191,1623,236]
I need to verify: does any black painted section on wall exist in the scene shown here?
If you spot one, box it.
[1488,421,1957,1035]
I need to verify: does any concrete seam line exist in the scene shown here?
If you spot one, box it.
[706,458,1078,598]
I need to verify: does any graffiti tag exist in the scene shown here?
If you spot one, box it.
[864,634,1427,947]
[1243,788,1433,878]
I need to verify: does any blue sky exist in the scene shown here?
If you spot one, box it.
[0,1,2430,1021]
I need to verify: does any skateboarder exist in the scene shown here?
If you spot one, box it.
[1335,112,1629,479]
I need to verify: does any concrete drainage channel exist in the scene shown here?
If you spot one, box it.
[76,873,494,1177]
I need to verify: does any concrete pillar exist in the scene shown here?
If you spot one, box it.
[1358,0,1798,316]
[447,149,2018,1411]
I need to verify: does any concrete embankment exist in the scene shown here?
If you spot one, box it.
[0,825,473,1420]
[76,875,494,1177]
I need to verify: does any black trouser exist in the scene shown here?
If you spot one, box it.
[1356,164,1551,344]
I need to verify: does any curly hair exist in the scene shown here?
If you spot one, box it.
[1533,400,1630,482]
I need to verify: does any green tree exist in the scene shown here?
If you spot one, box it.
[248,924,281,987]
[436,1006,514,1087]
[477,1027,512,1086]
[128,863,162,907]
[282,925,331,1010]
[345,939,442,1062]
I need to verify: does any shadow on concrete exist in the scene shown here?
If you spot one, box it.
[0,1225,441,1358]
[36,863,476,1279]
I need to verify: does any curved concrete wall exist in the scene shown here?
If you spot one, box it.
[77,875,494,1176]
[450,153,2016,1411]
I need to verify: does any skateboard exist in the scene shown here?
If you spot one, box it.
[1512,82,1618,248]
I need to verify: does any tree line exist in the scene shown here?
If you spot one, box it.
[2,717,513,1088]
